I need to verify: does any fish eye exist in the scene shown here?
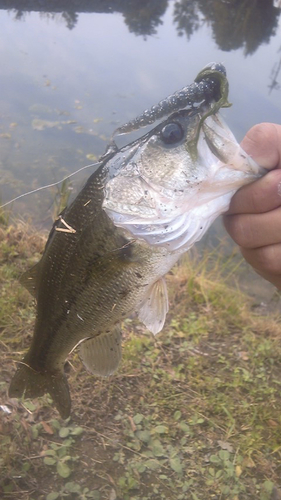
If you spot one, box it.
[160,122,184,144]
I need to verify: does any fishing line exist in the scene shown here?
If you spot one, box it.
[0,161,102,209]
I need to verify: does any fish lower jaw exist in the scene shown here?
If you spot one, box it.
[220,154,264,177]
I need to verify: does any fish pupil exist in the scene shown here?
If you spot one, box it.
[160,122,183,144]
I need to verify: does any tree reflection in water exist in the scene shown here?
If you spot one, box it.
[1,0,280,52]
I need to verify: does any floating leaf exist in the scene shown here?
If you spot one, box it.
[74,126,85,134]
[86,154,98,161]
[57,461,71,478]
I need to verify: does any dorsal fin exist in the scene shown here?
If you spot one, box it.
[79,327,122,376]
[19,262,42,298]
[138,277,169,335]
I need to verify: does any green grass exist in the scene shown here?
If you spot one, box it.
[0,220,281,500]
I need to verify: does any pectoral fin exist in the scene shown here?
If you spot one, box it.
[80,327,122,376]
[138,277,169,335]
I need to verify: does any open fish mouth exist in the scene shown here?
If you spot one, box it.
[103,100,264,253]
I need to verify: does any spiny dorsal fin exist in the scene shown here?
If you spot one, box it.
[19,262,42,298]
[138,277,169,335]
[79,327,122,376]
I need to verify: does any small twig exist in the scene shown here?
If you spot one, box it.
[55,217,76,234]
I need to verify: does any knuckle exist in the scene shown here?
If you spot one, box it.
[224,214,252,248]
[246,245,281,275]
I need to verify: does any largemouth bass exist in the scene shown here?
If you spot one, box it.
[9,63,264,418]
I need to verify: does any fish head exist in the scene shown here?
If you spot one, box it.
[103,66,265,253]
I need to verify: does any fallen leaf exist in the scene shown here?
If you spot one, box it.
[128,415,136,432]
[238,351,249,360]
[242,456,255,468]
[236,465,242,477]
[109,489,117,500]
[41,421,54,435]
[268,419,278,427]
[217,440,234,453]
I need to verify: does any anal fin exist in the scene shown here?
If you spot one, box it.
[138,277,169,335]
[80,327,122,376]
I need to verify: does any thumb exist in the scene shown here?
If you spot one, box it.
[241,123,281,170]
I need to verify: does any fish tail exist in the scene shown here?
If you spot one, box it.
[9,362,71,419]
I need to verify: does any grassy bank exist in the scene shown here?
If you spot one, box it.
[0,219,281,500]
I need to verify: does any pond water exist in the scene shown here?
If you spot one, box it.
[1,0,281,301]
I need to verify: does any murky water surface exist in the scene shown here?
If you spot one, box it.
[1,0,281,302]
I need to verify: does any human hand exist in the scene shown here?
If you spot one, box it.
[223,123,281,289]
